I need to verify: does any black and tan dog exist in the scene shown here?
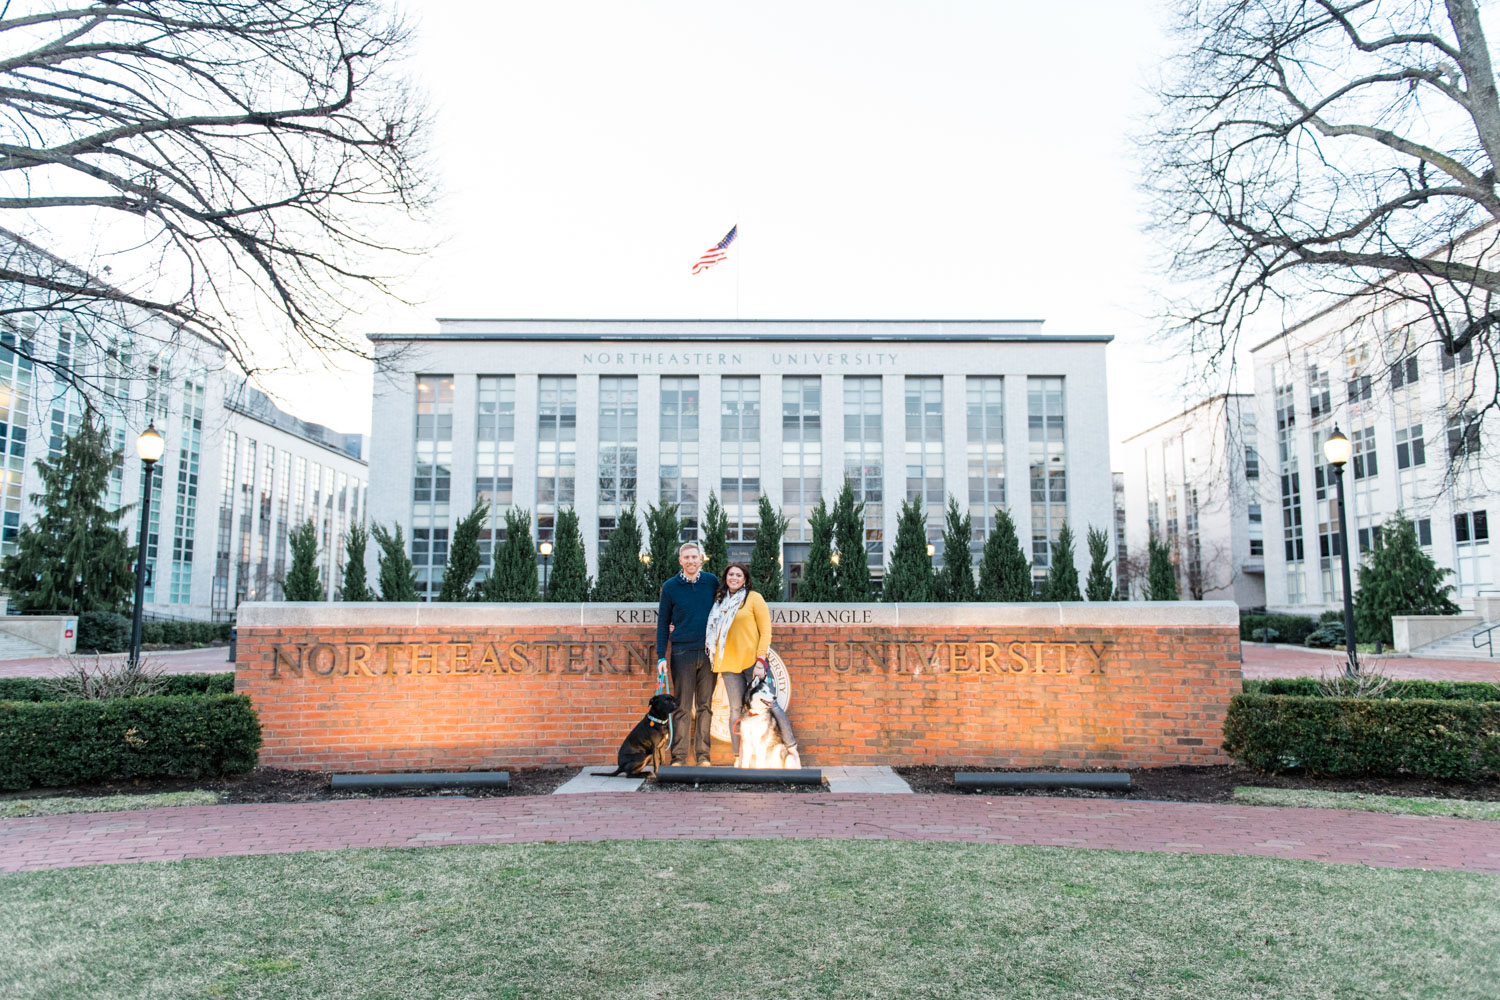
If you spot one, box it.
[593,693,679,777]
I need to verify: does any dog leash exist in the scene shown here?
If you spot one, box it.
[656,660,674,756]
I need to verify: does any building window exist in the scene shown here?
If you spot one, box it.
[1280,472,1304,562]
[721,377,761,555]
[1244,445,1259,480]
[138,366,169,603]
[1248,502,1263,557]
[1286,567,1306,605]
[1346,374,1371,403]
[1454,509,1491,596]
[412,375,455,599]
[476,375,516,574]
[781,377,821,542]
[254,444,273,601]
[1416,517,1433,546]
[843,376,883,567]
[236,438,256,606]
[1395,424,1426,469]
[1357,524,1384,551]
[0,325,34,553]
[169,379,204,605]
[1390,355,1418,389]
[966,377,1005,558]
[1028,377,1066,575]
[1307,366,1331,420]
[597,376,638,548]
[1447,411,1481,460]
[535,376,576,546]
[906,376,944,554]
[1351,426,1377,479]
[272,450,289,599]
[1274,378,1296,465]
[1441,340,1474,370]
[212,431,236,616]
[660,377,700,537]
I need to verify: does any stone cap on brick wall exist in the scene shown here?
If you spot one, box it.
[236,601,1239,629]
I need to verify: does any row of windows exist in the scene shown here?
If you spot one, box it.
[409,374,1070,594]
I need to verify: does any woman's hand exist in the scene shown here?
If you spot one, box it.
[753,656,768,679]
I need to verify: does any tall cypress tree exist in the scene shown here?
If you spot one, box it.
[592,502,651,601]
[438,499,489,601]
[939,495,978,602]
[1146,535,1180,601]
[283,518,324,601]
[546,506,590,601]
[645,500,682,592]
[1,415,134,613]
[749,495,789,600]
[371,522,418,601]
[831,478,871,602]
[884,497,935,602]
[1084,525,1115,602]
[702,489,729,578]
[483,507,539,601]
[1042,522,1082,602]
[797,499,838,601]
[1354,514,1460,643]
[340,522,374,601]
[977,507,1031,601]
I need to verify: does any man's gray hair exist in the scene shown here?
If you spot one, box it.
[678,539,706,557]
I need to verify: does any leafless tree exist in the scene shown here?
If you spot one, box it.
[0,1,431,382]
[1146,0,1500,424]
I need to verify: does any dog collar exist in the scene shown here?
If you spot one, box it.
[647,714,668,725]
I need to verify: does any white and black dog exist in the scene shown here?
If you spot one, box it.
[735,675,801,770]
[594,693,678,777]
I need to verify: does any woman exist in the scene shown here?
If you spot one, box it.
[704,562,797,763]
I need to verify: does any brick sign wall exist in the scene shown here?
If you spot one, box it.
[234,603,1241,771]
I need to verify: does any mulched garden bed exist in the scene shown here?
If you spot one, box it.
[894,765,1500,802]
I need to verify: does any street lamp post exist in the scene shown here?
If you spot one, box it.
[1323,426,1359,676]
[539,540,553,598]
[129,423,165,668]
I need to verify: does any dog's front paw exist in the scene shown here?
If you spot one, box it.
[783,747,801,769]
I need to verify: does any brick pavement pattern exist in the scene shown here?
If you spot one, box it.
[1239,643,1500,681]
[3,794,1496,874]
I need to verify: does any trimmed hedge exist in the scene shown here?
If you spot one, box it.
[1244,678,1500,702]
[77,611,131,653]
[1224,693,1500,779]
[0,672,234,703]
[1239,612,1318,645]
[140,621,232,645]
[0,693,261,790]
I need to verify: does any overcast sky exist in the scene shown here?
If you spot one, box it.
[264,1,1202,462]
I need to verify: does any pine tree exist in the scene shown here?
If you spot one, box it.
[1,415,135,613]
[749,494,789,600]
[483,507,539,601]
[283,518,324,601]
[592,502,651,601]
[546,506,590,601]
[797,499,838,601]
[371,522,419,601]
[1145,535,1179,601]
[702,489,729,578]
[977,507,1031,601]
[884,497,936,601]
[1041,522,1082,601]
[437,499,489,601]
[939,495,978,602]
[1355,514,1460,644]
[645,500,682,592]
[340,522,374,601]
[831,479,872,602]
[1084,525,1115,602]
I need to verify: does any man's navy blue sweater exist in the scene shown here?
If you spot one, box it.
[656,571,719,658]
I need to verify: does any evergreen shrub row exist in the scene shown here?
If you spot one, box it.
[1223,693,1500,779]
[1243,677,1500,701]
[77,611,131,653]
[0,693,261,790]
[1238,612,1318,646]
[0,672,234,703]
[139,621,232,645]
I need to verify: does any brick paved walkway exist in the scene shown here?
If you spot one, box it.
[1240,643,1499,681]
[3,794,1496,874]
[0,646,229,679]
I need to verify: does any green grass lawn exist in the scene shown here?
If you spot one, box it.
[0,790,219,818]
[2,841,1495,999]
[1233,786,1500,821]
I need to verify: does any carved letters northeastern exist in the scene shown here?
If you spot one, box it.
[266,639,1110,679]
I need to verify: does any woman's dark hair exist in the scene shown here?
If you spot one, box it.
[714,562,755,603]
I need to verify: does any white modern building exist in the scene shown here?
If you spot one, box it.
[1120,394,1265,607]
[1250,267,1500,613]
[0,273,367,621]
[367,319,1115,597]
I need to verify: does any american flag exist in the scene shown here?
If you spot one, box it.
[691,225,737,274]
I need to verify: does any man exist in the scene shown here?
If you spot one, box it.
[656,540,719,765]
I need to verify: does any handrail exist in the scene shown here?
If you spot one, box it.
[1473,622,1500,658]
